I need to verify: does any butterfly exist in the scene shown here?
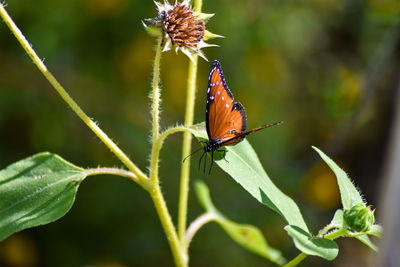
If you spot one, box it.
[186,60,283,173]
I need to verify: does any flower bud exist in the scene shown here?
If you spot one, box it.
[343,203,375,232]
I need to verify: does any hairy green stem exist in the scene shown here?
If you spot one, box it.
[85,167,143,186]
[317,224,339,237]
[0,4,148,186]
[152,126,191,174]
[149,37,164,184]
[149,188,187,267]
[177,0,203,249]
[324,227,348,240]
[151,37,162,142]
[148,39,187,267]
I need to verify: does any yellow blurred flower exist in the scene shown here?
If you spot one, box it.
[1,233,38,267]
[367,0,400,17]
[337,67,361,110]
[82,0,128,17]
[303,162,340,210]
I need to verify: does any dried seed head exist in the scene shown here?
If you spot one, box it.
[164,3,205,48]
[143,0,223,62]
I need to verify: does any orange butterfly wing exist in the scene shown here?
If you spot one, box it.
[206,61,247,146]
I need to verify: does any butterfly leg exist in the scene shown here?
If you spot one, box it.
[217,149,229,163]
[209,151,214,174]
[203,152,208,173]
[222,150,229,163]
[199,151,206,171]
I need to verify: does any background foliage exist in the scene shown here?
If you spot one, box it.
[0,0,398,266]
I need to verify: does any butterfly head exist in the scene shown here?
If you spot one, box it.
[203,139,221,153]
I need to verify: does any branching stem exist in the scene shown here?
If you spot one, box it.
[0,4,148,187]
[185,213,214,248]
[148,38,188,267]
[85,167,143,185]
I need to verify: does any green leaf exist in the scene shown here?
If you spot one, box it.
[355,235,378,251]
[312,147,380,250]
[195,180,285,265]
[189,123,309,233]
[347,225,381,251]
[285,225,339,260]
[368,224,383,237]
[329,209,343,227]
[0,152,86,241]
[312,146,363,209]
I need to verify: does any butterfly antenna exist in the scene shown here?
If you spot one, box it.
[243,120,284,136]
[258,120,284,131]
[183,146,204,163]
[265,120,284,128]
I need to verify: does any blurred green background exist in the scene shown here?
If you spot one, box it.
[0,0,399,266]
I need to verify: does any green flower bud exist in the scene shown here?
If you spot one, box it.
[343,203,375,232]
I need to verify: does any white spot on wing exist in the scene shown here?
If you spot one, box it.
[225,104,229,108]
[217,91,220,95]
[210,96,214,100]
[222,96,225,101]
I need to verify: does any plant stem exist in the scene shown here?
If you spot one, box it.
[317,224,339,237]
[284,253,307,267]
[151,37,163,142]
[0,4,148,186]
[194,0,203,10]
[148,39,187,267]
[324,227,348,240]
[185,213,214,248]
[84,167,144,186]
[178,58,199,245]
[177,0,203,248]
[150,126,191,184]
[159,126,192,145]
[149,36,164,185]
[149,188,187,267]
